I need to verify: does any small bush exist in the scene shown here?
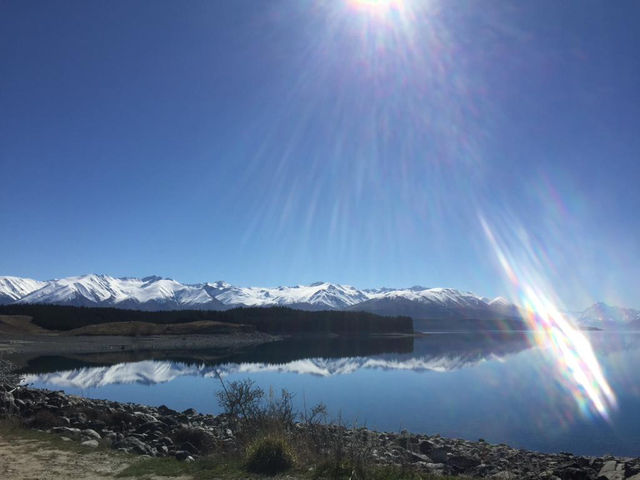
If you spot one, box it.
[172,427,217,454]
[246,436,294,475]
[264,387,296,427]
[217,378,264,419]
[0,359,21,390]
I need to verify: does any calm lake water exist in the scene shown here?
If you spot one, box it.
[21,332,640,457]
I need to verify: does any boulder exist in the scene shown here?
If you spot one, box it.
[429,448,450,463]
[598,461,625,480]
[407,451,432,463]
[553,466,596,480]
[491,472,518,479]
[157,405,177,416]
[114,436,155,456]
[448,453,481,471]
[52,427,81,438]
[82,429,102,440]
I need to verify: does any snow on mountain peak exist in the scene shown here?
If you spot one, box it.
[0,276,47,303]
[489,297,510,306]
[578,302,640,326]
[1,274,524,316]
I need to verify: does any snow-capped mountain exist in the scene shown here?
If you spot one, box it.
[204,281,370,310]
[348,287,514,321]
[578,302,640,329]
[0,276,46,304]
[12,274,224,311]
[0,274,519,320]
[0,274,374,311]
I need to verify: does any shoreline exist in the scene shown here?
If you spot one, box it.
[0,332,278,358]
[1,386,638,479]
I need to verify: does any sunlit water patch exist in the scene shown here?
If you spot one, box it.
[22,333,640,456]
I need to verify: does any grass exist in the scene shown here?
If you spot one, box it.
[117,456,248,479]
[245,435,295,475]
[118,456,464,480]
[0,314,51,335]
[68,320,250,336]
[0,418,111,455]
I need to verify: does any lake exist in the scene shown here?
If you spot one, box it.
[21,331,640,457]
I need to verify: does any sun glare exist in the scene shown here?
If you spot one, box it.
[348,0,405,14]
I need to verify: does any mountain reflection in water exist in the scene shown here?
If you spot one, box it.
[22,332,532,387]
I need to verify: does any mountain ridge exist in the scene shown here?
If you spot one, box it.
[0,274,506,315]
[1,274,636,327]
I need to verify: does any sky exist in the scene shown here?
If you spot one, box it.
[1,0,639,309]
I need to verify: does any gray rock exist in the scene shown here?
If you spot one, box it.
[599,461,625,480]
[133,411,157,424]
[449,453,481,471]
[407,451,432,463]
[115,436,154,456]
[81,439,99,448]
[82,429,102,440]
[554,466,595,480]
[492,472,517,479]
[429,447,450,463]
[52,427,81,438]
[175,450,191,461]
[418,439,435,454]
[424,463,446,473]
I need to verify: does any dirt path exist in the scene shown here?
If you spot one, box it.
[0,432,190,480]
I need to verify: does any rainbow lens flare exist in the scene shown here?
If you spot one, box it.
[480,215,617,420]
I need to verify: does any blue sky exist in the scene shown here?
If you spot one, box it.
[1,0,639,309]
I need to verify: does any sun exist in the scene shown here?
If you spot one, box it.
[348,0,405,14]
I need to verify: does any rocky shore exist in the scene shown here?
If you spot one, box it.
[1,386,639,480]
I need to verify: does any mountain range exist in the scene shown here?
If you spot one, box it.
[0,274,636,328]
[0,274,514,318]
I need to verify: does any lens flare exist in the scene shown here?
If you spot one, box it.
[479,214,617,420]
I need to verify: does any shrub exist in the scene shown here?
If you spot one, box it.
[216,378,264,419]
[215,377,300,433]
[0,359,21,390]
[172,427,217,454]
[245,436,294,475]
[264,387,296,427]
